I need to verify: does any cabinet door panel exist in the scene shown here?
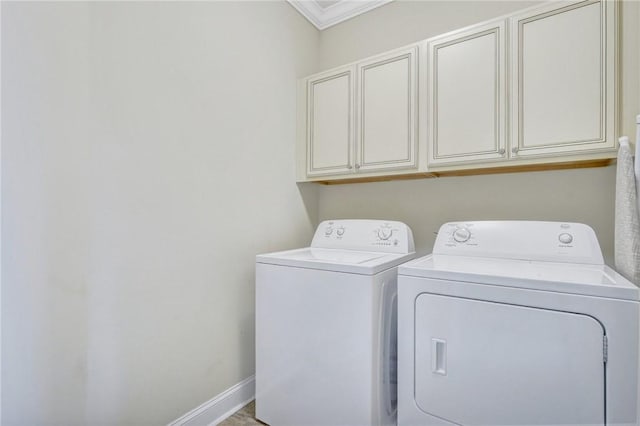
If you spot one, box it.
[511,0,616,158]
[428,22,506,166]
[307,67,355,176]
[358,47,417,172]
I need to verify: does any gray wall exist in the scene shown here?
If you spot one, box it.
[1,2,318,424]
[316,0,640,262]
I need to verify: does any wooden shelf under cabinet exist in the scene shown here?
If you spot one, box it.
[313,158,614,185]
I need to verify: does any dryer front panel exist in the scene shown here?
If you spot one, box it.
[414,293,605,425]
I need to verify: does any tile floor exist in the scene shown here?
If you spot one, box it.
[219,401,265,425]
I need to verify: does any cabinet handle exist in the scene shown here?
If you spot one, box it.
[355,164,360,170]
[498,148,506,155]
[347,165,353,169]
[511,147,519,154]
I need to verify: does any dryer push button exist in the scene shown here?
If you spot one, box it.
[558,233,573,244]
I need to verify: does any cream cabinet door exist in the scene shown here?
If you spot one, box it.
[427,21,507,167]
[306,66,356,177]
[356,46,418,173]
[509,0,616,159]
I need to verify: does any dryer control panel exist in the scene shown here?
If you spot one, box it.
[311,219,415,254]
[433,221,604,265]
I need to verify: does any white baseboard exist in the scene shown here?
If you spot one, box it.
[168,375,255,426]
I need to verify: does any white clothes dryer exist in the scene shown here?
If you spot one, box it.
[256,219,415,426]
[398,221,639,426]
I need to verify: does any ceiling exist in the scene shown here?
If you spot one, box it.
[287,0,394,30]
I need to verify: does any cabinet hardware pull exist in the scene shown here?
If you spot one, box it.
[498,148,506,155]
[347,165,353,169]
[355,164,361,170]
[512,147,519,154]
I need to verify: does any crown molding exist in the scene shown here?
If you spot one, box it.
[288,0,394,30]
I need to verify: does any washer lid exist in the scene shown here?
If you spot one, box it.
[399,254,639,300]
[257,247,415,275]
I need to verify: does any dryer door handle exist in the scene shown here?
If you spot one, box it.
[432,338,447,376]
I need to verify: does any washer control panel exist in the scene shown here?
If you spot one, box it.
[312,220,415,254]
[433,221,604,265]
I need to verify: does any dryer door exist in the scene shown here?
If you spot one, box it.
[414,293,605,426]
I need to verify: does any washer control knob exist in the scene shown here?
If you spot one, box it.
[453,227,471,243]
[377,228,392,240]
[336,227,345,236]
[558,233,573,244]
[325,226,333,236]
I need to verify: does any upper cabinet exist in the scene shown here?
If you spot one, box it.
[509,0,617,159]
[357,47,418,173]
[297,0,618,183]
[298,46,425,182]
[305,65,355,177]
[426,19,507,167]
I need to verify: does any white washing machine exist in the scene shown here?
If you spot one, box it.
[256,219,415,426]
[398,221,640,426]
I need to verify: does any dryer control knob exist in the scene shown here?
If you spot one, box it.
[325,226,334,236]
[453,227,471,243]
[558,233,573,244]
[378,228,392,240]
[336,227,345,236]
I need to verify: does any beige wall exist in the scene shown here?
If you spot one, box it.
[2,1,638,424]
[317,0,640,263]
[1,2,318,424]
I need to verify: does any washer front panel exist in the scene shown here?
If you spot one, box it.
[256,263,400,426]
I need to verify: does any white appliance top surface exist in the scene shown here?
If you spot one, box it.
[257,247,414,275]
[282,247,388,264]
[399,221,639,300]
[399,254,638,300]
[256,219,416,275]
